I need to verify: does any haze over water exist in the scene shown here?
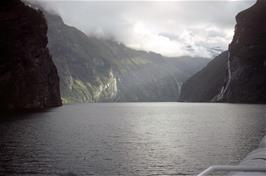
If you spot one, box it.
[0,103,265,176]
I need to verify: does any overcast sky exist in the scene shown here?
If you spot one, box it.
[33,0,256,58]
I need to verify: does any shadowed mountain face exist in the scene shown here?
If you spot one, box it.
[0,0,61,111]
[179,0,266,104]
[179,51,228,102]
[218,0,266,103]
[44,12,208,103]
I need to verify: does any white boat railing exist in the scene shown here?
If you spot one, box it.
[197,165,266,176]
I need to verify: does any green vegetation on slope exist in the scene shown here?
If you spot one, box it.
[44,12,209,103]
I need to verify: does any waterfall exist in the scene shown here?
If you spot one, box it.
[223,51,232,94]
[216,51,232,100]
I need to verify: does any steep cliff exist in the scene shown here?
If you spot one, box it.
[179,51,228,102]
[218,0,266,103]
[45,13,117,103]
[44,12,208,103]
[0,0,62,111]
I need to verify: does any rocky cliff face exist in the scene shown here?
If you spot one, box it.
[180,0,266,103]
[218,0,266,103]
[45,13,118,103]
[179,51,228,102]
[0,0,62,111]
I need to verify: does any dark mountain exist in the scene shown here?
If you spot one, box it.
[179,51,228,102]
[0,0,61,111]
[44,11,208,103]
[180,0,266,104]
[217,0,266,103]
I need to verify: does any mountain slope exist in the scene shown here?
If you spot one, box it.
[179,51,228,102]
[180,0,266,104]
[46,13,117,103]
[44,12,208,103]
[217,0,266,103]
[0,0,61,111]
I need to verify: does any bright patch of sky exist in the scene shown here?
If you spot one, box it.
[32,0,256,58]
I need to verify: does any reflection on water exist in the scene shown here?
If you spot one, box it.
[0,103,265,176]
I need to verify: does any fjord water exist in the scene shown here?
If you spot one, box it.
[0,103,265,176]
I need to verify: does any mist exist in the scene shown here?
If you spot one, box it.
[31,0,255,58]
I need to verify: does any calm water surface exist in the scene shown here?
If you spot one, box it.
[0,103,265,176]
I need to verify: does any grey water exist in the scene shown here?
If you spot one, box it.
[0,103,265,176]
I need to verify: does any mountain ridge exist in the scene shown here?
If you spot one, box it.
[44,11,209,103]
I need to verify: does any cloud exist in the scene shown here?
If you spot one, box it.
[31,0,256,58]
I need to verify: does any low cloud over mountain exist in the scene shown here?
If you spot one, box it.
[31,0,255,58]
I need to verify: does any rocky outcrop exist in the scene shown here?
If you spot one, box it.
[0,0,62,111]
[179,51,228,102]
[218,0,266,103]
